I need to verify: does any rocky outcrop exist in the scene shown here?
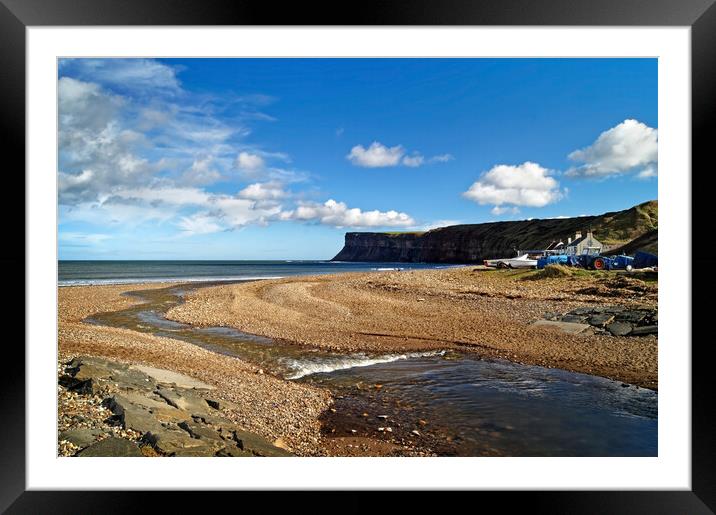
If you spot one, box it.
[332,201,658,263]
[540,305,657,337]
[59,356,293,457]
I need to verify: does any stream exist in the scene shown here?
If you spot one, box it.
[87,282,657,457]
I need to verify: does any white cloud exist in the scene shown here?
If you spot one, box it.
[212,196,282,227]
[491,206,521,216]
[430,154,454,163]
[463,162,564,209]
[236,152,265,171]
[177,213,223,235]
[347,142,453,168]
[402,154,425,167]
[637,164,657,179]
[422,219,461,231]
[111,186,211,206]
[181,156,222,186]
[347,142,405,167]
[566,119,658,178]
[283,199,415,228]
[60,58,181,94]
[238,182,288,201]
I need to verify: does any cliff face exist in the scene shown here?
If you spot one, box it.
[332,201,657,263]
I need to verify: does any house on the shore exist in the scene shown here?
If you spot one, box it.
[565,230,603,255]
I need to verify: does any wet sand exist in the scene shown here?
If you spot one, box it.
[166,268,658,389]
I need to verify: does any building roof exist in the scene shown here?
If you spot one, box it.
[568,233,601,248]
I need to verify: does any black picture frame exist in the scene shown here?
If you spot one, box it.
[4,0,714,512]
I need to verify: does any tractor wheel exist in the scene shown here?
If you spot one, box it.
[593,258,606,270]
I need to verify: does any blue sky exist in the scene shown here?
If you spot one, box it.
[58,58,657,260]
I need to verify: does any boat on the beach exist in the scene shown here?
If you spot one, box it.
[483,253,538,269]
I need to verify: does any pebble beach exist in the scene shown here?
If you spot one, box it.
[58,267,657,457]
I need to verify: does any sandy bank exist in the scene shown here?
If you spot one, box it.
[166,268,658,388]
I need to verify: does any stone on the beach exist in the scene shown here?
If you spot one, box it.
[77,437,143,457]
[178,420,224,443]
[531,319,593,335]
[107,394,165,434]
[630,325,658,336]
[561,315,587,324]
[588,313,615,327]
[205,398,221,410]
[230,428,294,457]
[59,428,102,448]
[616,311,647,324]
[143,428,216,456]
[606,321,633,336]
[216,445,254,457]
[129,365,214,390]
[155,387,209,414]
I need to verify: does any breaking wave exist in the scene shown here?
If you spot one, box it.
[282,350,446,379]
[58,276,285,287]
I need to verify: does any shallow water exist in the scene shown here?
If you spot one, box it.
[88,283,657,457]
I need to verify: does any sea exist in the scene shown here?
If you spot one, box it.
[58,260,457,286]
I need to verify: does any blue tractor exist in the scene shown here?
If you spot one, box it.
[537,253,635,270]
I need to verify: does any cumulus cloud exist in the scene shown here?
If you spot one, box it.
[283,199,415,228]
[347,142,405,167]
[238,182,288,201]
[347,142,453,168]
[236,151,265,171]
[402,154,425,167]
[180,156,222,185]
[566,119,658,178]
[463,162,564,210]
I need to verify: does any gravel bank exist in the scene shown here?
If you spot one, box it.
[166,268,658,388]
[59,283,333,456]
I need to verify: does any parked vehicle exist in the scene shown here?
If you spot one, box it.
[633,251,658,269]
[484,253,538,269]
[536,254,579,269]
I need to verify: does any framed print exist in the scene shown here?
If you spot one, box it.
[4,0,715,512]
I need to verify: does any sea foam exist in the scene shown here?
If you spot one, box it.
[282,350,446,379]
[58,276,285,287]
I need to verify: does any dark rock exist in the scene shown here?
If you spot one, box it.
[205,398,221,410]
[143,429,217,456]
[155,387,209,414]
[588,313,615,327]
[606,321,633,336]
[232,429,293,457]
[561,315,587,324]
[630,325,658,336]
[106,394,164,433]
[178,420,224,443]
[77,437,143,457]
[216,445,253,457]
[59,428,102,448]
[615,311,647,324]
[569,307,593,315]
